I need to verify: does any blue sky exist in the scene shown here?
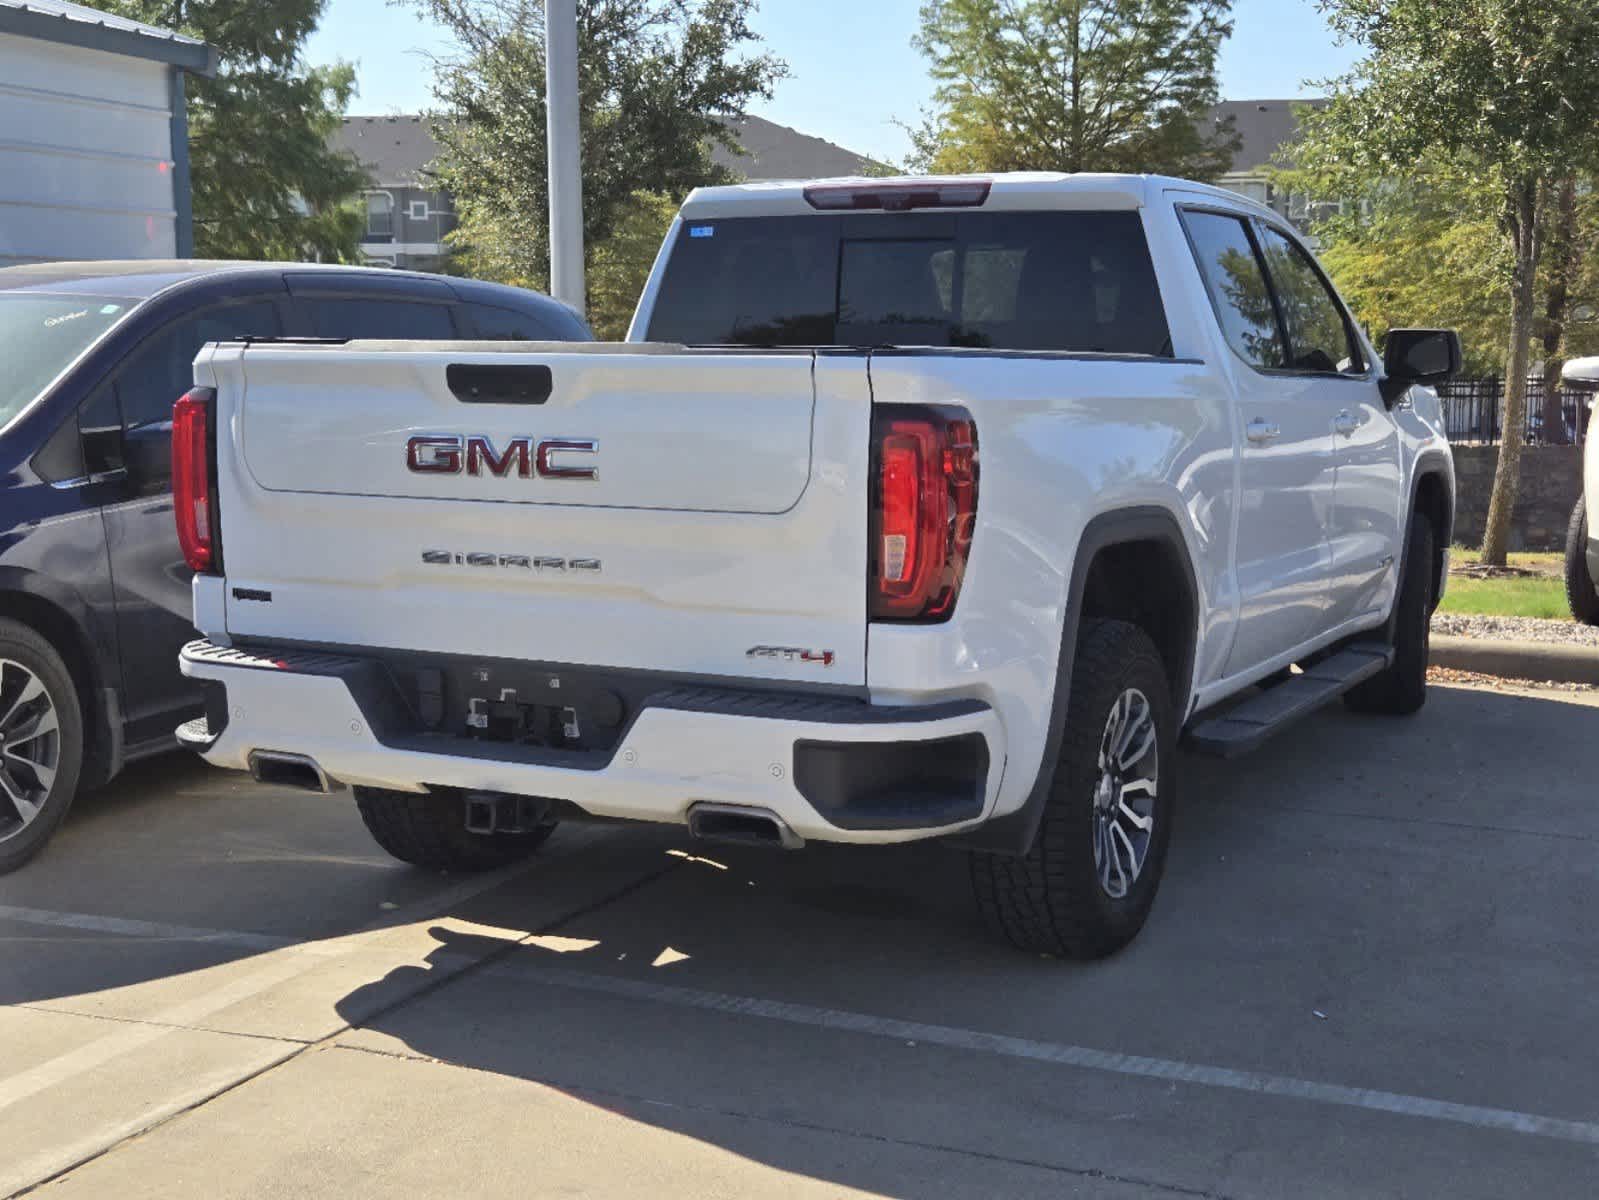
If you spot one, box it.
[306,0,1363,165]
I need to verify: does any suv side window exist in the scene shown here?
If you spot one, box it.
[466,302,567,340]
[116,300,282,433]
[1181,210,1286,370]
[1255,225,1364,375]
[112,298,281,492]
[301,297,457,339]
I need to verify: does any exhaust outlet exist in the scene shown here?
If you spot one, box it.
[687,803,804,850]
[248,750,338,794]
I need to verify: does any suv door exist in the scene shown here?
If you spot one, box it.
[100,296,284,745]
[1253,222,1401,627]
[1180,207,1338,677]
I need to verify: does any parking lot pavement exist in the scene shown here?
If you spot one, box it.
[2,680,1597,1198]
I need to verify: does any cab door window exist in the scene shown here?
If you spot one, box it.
[1254,224,1365,375]
[1180,210,1287,370]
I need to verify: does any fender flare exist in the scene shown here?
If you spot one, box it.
[1388,454,1455,641]
[952,505,1199,857]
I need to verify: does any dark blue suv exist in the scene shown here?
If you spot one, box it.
[0,261,590,871]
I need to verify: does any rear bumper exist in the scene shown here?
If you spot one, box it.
[179,640,1005,844]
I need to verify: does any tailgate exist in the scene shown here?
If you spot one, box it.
[208,345,872,685]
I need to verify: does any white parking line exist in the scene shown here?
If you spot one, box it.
[0,859,543,1116]
[0,905,295,951]
[505,964,1599,1149]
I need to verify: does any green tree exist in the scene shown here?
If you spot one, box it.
[94,0,367,260]
[908,0,1239,178]
[1295,0,1599,565]
[586,190,678,339]
[1290,169,1512,372]
[417,0,785,307]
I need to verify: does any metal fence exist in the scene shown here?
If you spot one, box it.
[1438,375,1590,446]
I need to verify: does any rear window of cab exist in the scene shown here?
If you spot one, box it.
[645,211,1172,357]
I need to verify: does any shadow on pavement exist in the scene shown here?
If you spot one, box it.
[3,684,1597,1196]
[320,683,1599,1199]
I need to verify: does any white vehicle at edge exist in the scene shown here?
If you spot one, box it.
[176,174,1459,959]
[1558,358,1599,625]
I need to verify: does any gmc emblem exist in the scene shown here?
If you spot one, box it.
[407,434,598,480]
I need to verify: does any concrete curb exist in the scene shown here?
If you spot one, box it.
[1430,634,1599,686]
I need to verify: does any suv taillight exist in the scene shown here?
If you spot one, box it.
[172,387,219,574]
[869,406,978,622]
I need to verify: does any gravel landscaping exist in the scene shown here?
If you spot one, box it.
[1432,612,1599,646]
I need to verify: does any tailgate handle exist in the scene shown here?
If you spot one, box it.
[447,363,553,405]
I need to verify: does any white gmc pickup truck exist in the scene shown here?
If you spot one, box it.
[176,174,1459,958]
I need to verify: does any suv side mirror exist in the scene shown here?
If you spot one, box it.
[1380,329,1462,407]
[1561,356,1599,393]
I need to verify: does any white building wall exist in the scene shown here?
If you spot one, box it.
[0,34,177,264]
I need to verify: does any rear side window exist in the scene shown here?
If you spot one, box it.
[301,297,456,339]
[1182,211,1286,370]
[467,302,571,341]
[646,211,1171,356]
[1255,225,1364,374]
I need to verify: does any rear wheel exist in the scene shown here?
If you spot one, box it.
[355,787,557,871]
[1566,498,1599,626]
[970,619,1175,960]
[0,619,85,875]
[1345,518,1434,716]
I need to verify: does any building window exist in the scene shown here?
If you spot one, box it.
[365,192,394,241]
[408,200,430,221]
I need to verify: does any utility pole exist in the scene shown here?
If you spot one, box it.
[546,0,584,314]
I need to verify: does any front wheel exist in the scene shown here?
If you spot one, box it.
[1566,499,1599,626]
[355,787,557,872]
[970,619,1176,960]
[0,619,85,875]
[1345,517,1434,716]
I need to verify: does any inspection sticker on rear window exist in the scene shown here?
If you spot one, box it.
[689,225,715,239]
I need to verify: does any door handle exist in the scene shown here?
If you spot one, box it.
[1245,419,1281,445]
[1333,410,1359,437]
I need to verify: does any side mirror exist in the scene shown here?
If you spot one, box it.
[122,419,174,494]
[1380,329,1462,407]
[1561,356,1599,393]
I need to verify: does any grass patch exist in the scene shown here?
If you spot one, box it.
[1438,575,1570,619]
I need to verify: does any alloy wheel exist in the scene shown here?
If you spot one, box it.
[0,659,61,840]
[1092,687,1158,900]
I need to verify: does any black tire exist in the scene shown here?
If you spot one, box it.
[1344,518,1434,716]
[1566,498,1599,626]
[0,618,86,875]
[969,619,1176,960]
[354,786,556,871]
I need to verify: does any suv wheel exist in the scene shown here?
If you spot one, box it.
[355,786,557,872]
[1565,498,1599,626]
[1345,518,1434,716]
[970,619,1176,959]
[0,619,85,874]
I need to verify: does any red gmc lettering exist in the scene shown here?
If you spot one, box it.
[466,435,532,478]
[406,435,462,474]
[405,435,597,481]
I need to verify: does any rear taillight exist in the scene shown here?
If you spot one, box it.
[172,387,219,574]
[870,406,978,622]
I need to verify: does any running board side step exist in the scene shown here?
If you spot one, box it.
[1184,644,1395,758]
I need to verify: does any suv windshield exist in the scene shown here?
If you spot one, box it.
[644,210,1172,356]
[0,294,133,430]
